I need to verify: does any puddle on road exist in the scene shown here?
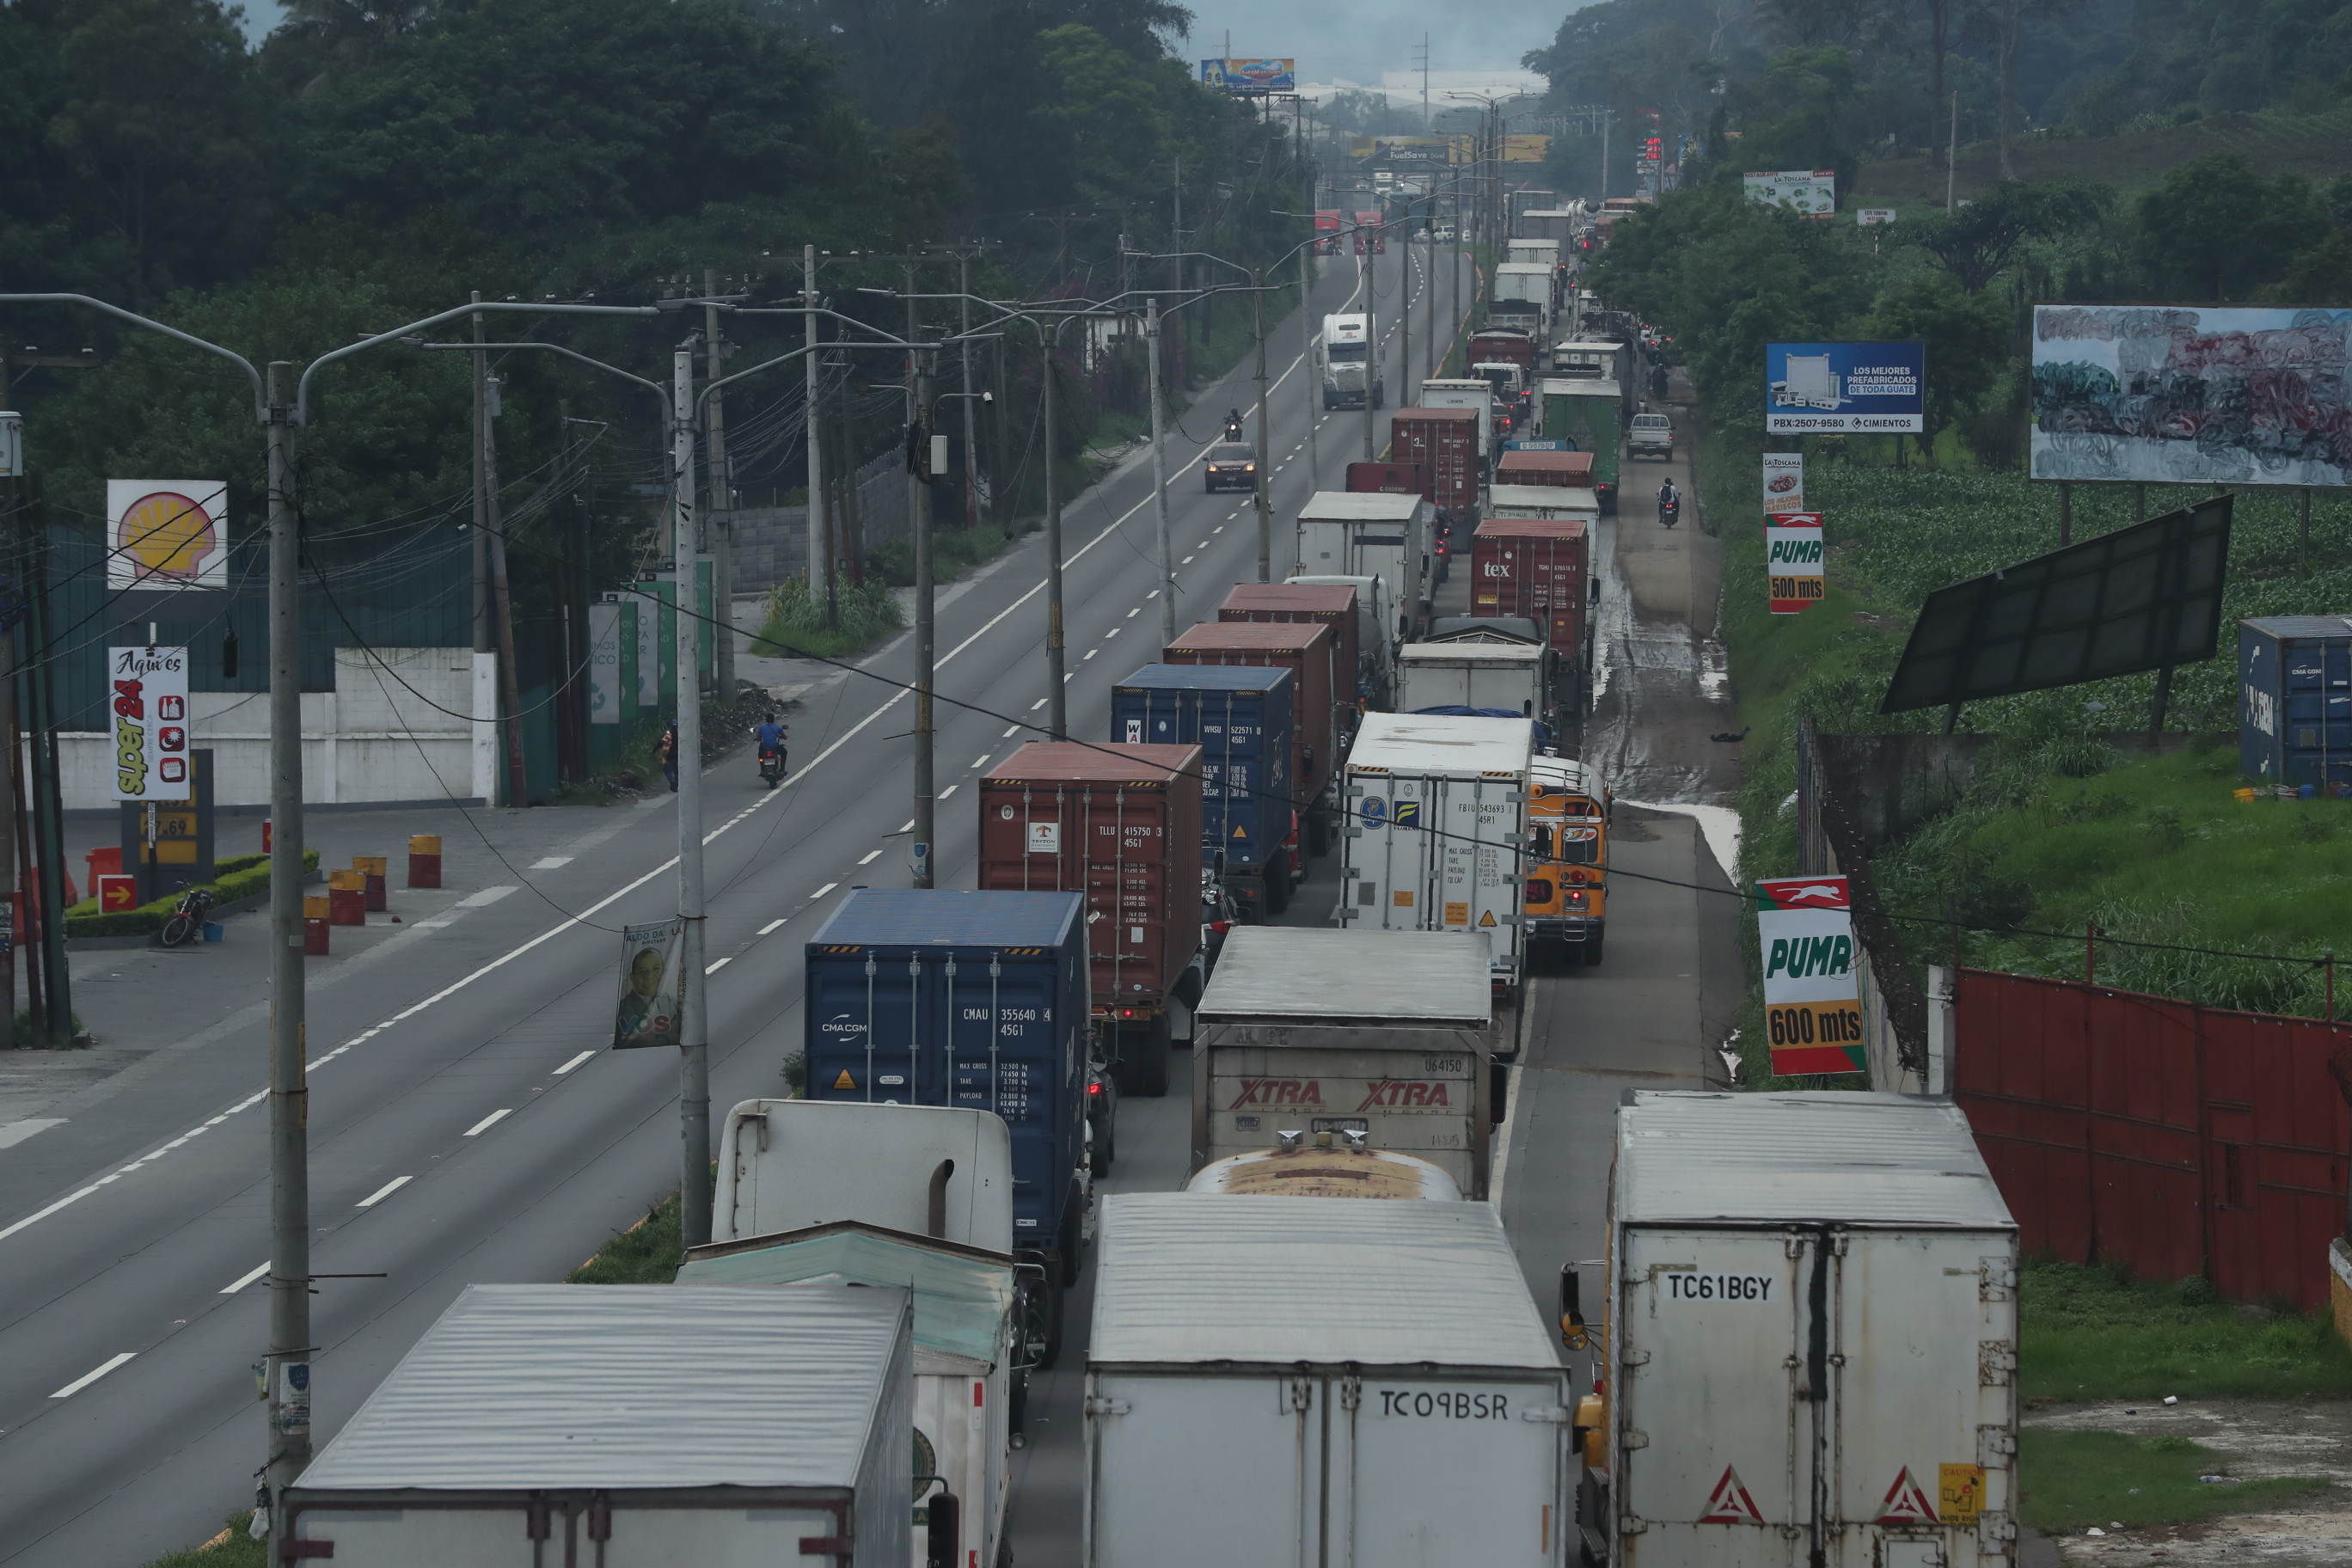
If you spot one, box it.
[1582,515,1740,817]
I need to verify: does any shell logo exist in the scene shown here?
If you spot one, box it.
[107,481,226,590]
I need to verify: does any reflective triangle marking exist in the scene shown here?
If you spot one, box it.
[1698,1465,1766,1525]
[1478,910,1498,927]
[1877,1467,1939,1524]
[833,1069,856,1090]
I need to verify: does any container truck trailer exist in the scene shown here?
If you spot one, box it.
[1219,581,1367,711]
[1471,514,1595,710]
[1536,377,1622,511]
[1286,573,1397,707]
[1111,665,1298,918]
[1387,406,1482,526]
[1295,491,1430,640]
[1162,622,1344,860]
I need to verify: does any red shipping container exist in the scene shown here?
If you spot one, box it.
[1472,516,1591,659]
[1467,331,1534,377]
[1216,583,1361,712]
[1345,460,1429,502]
[1162,621,1341,812]
[1494,449,1596,489]
[977,743,1204,1020]
[1387,407,1480,521]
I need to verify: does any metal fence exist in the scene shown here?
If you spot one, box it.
[1952,966,2352,1309]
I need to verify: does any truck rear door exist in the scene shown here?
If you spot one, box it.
[1089,1372,1314,1568]
[1344,1373,1567,1568]
[1616,1226,1810,1568]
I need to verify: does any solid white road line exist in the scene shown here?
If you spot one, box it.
[50,1353,136,1400]
[857,850,882,865]
[463,1109,512,1137]
[355,1176,411,1208]
[553,1050,597,1075]
[971,754,989,769]
[939,785,958,799]
[757,918,787,936]
[811,883,838,898]
[219,1260,271,1295]
[705,956,733,974]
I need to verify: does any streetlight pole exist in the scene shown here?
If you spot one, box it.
[1041,327,1068,739]
[911,346,937,884]
[1299,234,1320,487]
[1253,270,1272,581]
[670,341,712,1247]
[1361,224,1377,462]
[1147,298,1176,646]
[805,245,825,607]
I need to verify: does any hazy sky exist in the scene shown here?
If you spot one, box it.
[235,0,1565,93]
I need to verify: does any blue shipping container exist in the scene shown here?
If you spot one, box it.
[2239,617,2352,788]
[1109,665,1293,874]
[805,889,1089,1261]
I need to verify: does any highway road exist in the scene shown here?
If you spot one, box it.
[0,240,1470,1565]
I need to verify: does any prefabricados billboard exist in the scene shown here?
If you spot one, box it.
[1200,58,1295,94]
[1766,341,1924,433]
[1743,169,1835,217]
[2031,303,2352,485]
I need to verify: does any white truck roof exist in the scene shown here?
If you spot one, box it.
[295,1283,909,1490]
[1297,491,1425,524]
[1399,641,1547,669]
[1348,709,1533,775]
[1616,1090,2018,1228]
[1198,926,1492,1026]
[711,1099,1014,1250]
[1486,483,1599,517]
[1090,1193,1557,1369]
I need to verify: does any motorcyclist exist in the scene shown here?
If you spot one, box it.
[1658,478,1681,525]
[1222,408,1245,439]
[755,713,787,777]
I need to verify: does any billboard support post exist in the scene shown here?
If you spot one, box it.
[2059,481,2071,547]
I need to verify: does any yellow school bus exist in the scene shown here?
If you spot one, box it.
[1523,755,1610,965]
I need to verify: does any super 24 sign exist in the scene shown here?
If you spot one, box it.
[108,646,191,802]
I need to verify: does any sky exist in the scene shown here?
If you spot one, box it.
[234,0,1565,95]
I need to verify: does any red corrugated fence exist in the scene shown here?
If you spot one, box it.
[1953,967,2352,1310]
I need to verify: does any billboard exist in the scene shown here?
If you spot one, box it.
[1761,452,1805,514]
[1743,168,1835,217]
[1766,340,1924,433]
[1201,58,1295,94]
[107,645,192,801]
[1503,134,1552,163]
[108,481,228,591]
[1766,512,1824,615]
[1755,875,1865,1076]
[2031,304,2352,485]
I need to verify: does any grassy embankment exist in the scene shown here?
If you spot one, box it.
[755,280,1302,658]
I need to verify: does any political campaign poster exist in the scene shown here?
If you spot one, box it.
[1743,169,1836,217]
[1766,513,1824,615]
[1762,451,1805,514]
[107,481,227,591]
[1767,341,1925,433]
[1755,875,1865,1075]
[2030,303,2352,486]
[107,645,191,801]
[613,919,684,1048]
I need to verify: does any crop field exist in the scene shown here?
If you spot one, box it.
[1852,107,2352,207]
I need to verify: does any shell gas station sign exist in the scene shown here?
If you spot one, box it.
[107,481,227,591]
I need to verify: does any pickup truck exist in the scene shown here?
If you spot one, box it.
[1627,410,1674,460]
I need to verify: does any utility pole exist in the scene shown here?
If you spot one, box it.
[1400,234,1412,409]
[483,400,528,808]
[959,252,980,528]
[263,358,311,1531]
[1299,121,1320,487]
[1253,272,1272,581]
[705,269,736,700]
[1042,326,1068,739]
[471,296,493,657]
[671,341,711,1251]
[805,244,826,607]
[1148,299,1177,646]
[911,347,937,887]
[1946,92,1959,212]
[0,415,15,1051]
[1361,230,1377,462]
[1599,110,1610,205]
[1171,158,1185,386]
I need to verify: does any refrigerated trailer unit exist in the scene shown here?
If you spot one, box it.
[284,1284,913,1568]
[1341,711,1534,995]
[1592,1091,2022,1568]
[977,743,1205,1095]
[1083,1192,1567,1568]
[1295,492,1431,640]
[1187,925,1496,1192]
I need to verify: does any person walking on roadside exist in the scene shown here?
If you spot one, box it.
[658,721,680,792]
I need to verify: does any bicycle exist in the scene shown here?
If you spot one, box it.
[158,885,216,948]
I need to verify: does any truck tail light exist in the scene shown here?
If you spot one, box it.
[1567,869,1587,885]
[1088,1080,1102,1096]
[1210,920,1234,934]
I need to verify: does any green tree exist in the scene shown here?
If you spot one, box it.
[1726,45,1862,189]
[1911,179,2110,291]
[2135,152,2331,301]
[1864,273,2009,462]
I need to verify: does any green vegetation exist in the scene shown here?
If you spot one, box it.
[140,1518,266,1568]
[755,576,906,660]
[567,1192,684,1285]
[64,850,322,938]
[2019,1430,2326,1533]
[2023,1257,2352,1402]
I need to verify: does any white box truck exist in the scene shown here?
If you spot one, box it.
[1486,483,1602,523]
[1084,1193,1571,1568]
[1492,263,1554,339]
[1296,492,1430,640]
[1288,571,1397,707]
[1416,376,1499,461]
[1397,640,1553,730]
[284,1283,913,1568]
[1575,1091,2022,1568]
[1189,925,1495,1194]
[1340,711,1533,994]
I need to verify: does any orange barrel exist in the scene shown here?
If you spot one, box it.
[353,854,389,911]
[328,868,366,926]
[303,895,332,955]
[408,834,442,889]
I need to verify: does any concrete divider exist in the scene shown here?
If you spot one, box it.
[407,835,442,889]
[303,895,331,955]
[353,854,388,911]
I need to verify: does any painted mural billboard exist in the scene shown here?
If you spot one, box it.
[2032,304,2352,486]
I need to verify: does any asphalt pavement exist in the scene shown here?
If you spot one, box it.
[0,241,1468,1566]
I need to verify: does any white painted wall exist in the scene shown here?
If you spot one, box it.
[52,646,486,811]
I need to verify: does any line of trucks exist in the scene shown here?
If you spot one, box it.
[278,1072,2024,1568]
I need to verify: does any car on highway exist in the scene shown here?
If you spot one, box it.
[1204,442,1258,493]
[1628,410,1675,460]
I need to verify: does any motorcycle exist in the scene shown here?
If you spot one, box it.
[758,744,787,789]
[159,884,216,949]
[1221,413,1245,442]
[1659,495,1681,529]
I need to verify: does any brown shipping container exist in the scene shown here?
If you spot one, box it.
[1216,583,1361,711]
[1387,407,1481,520]
[1162,621,1340,810]
[1494,449,1596,489]
[977,743,1204,1018]
[1344,460,1430,501]
[1472,516,1591,657]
